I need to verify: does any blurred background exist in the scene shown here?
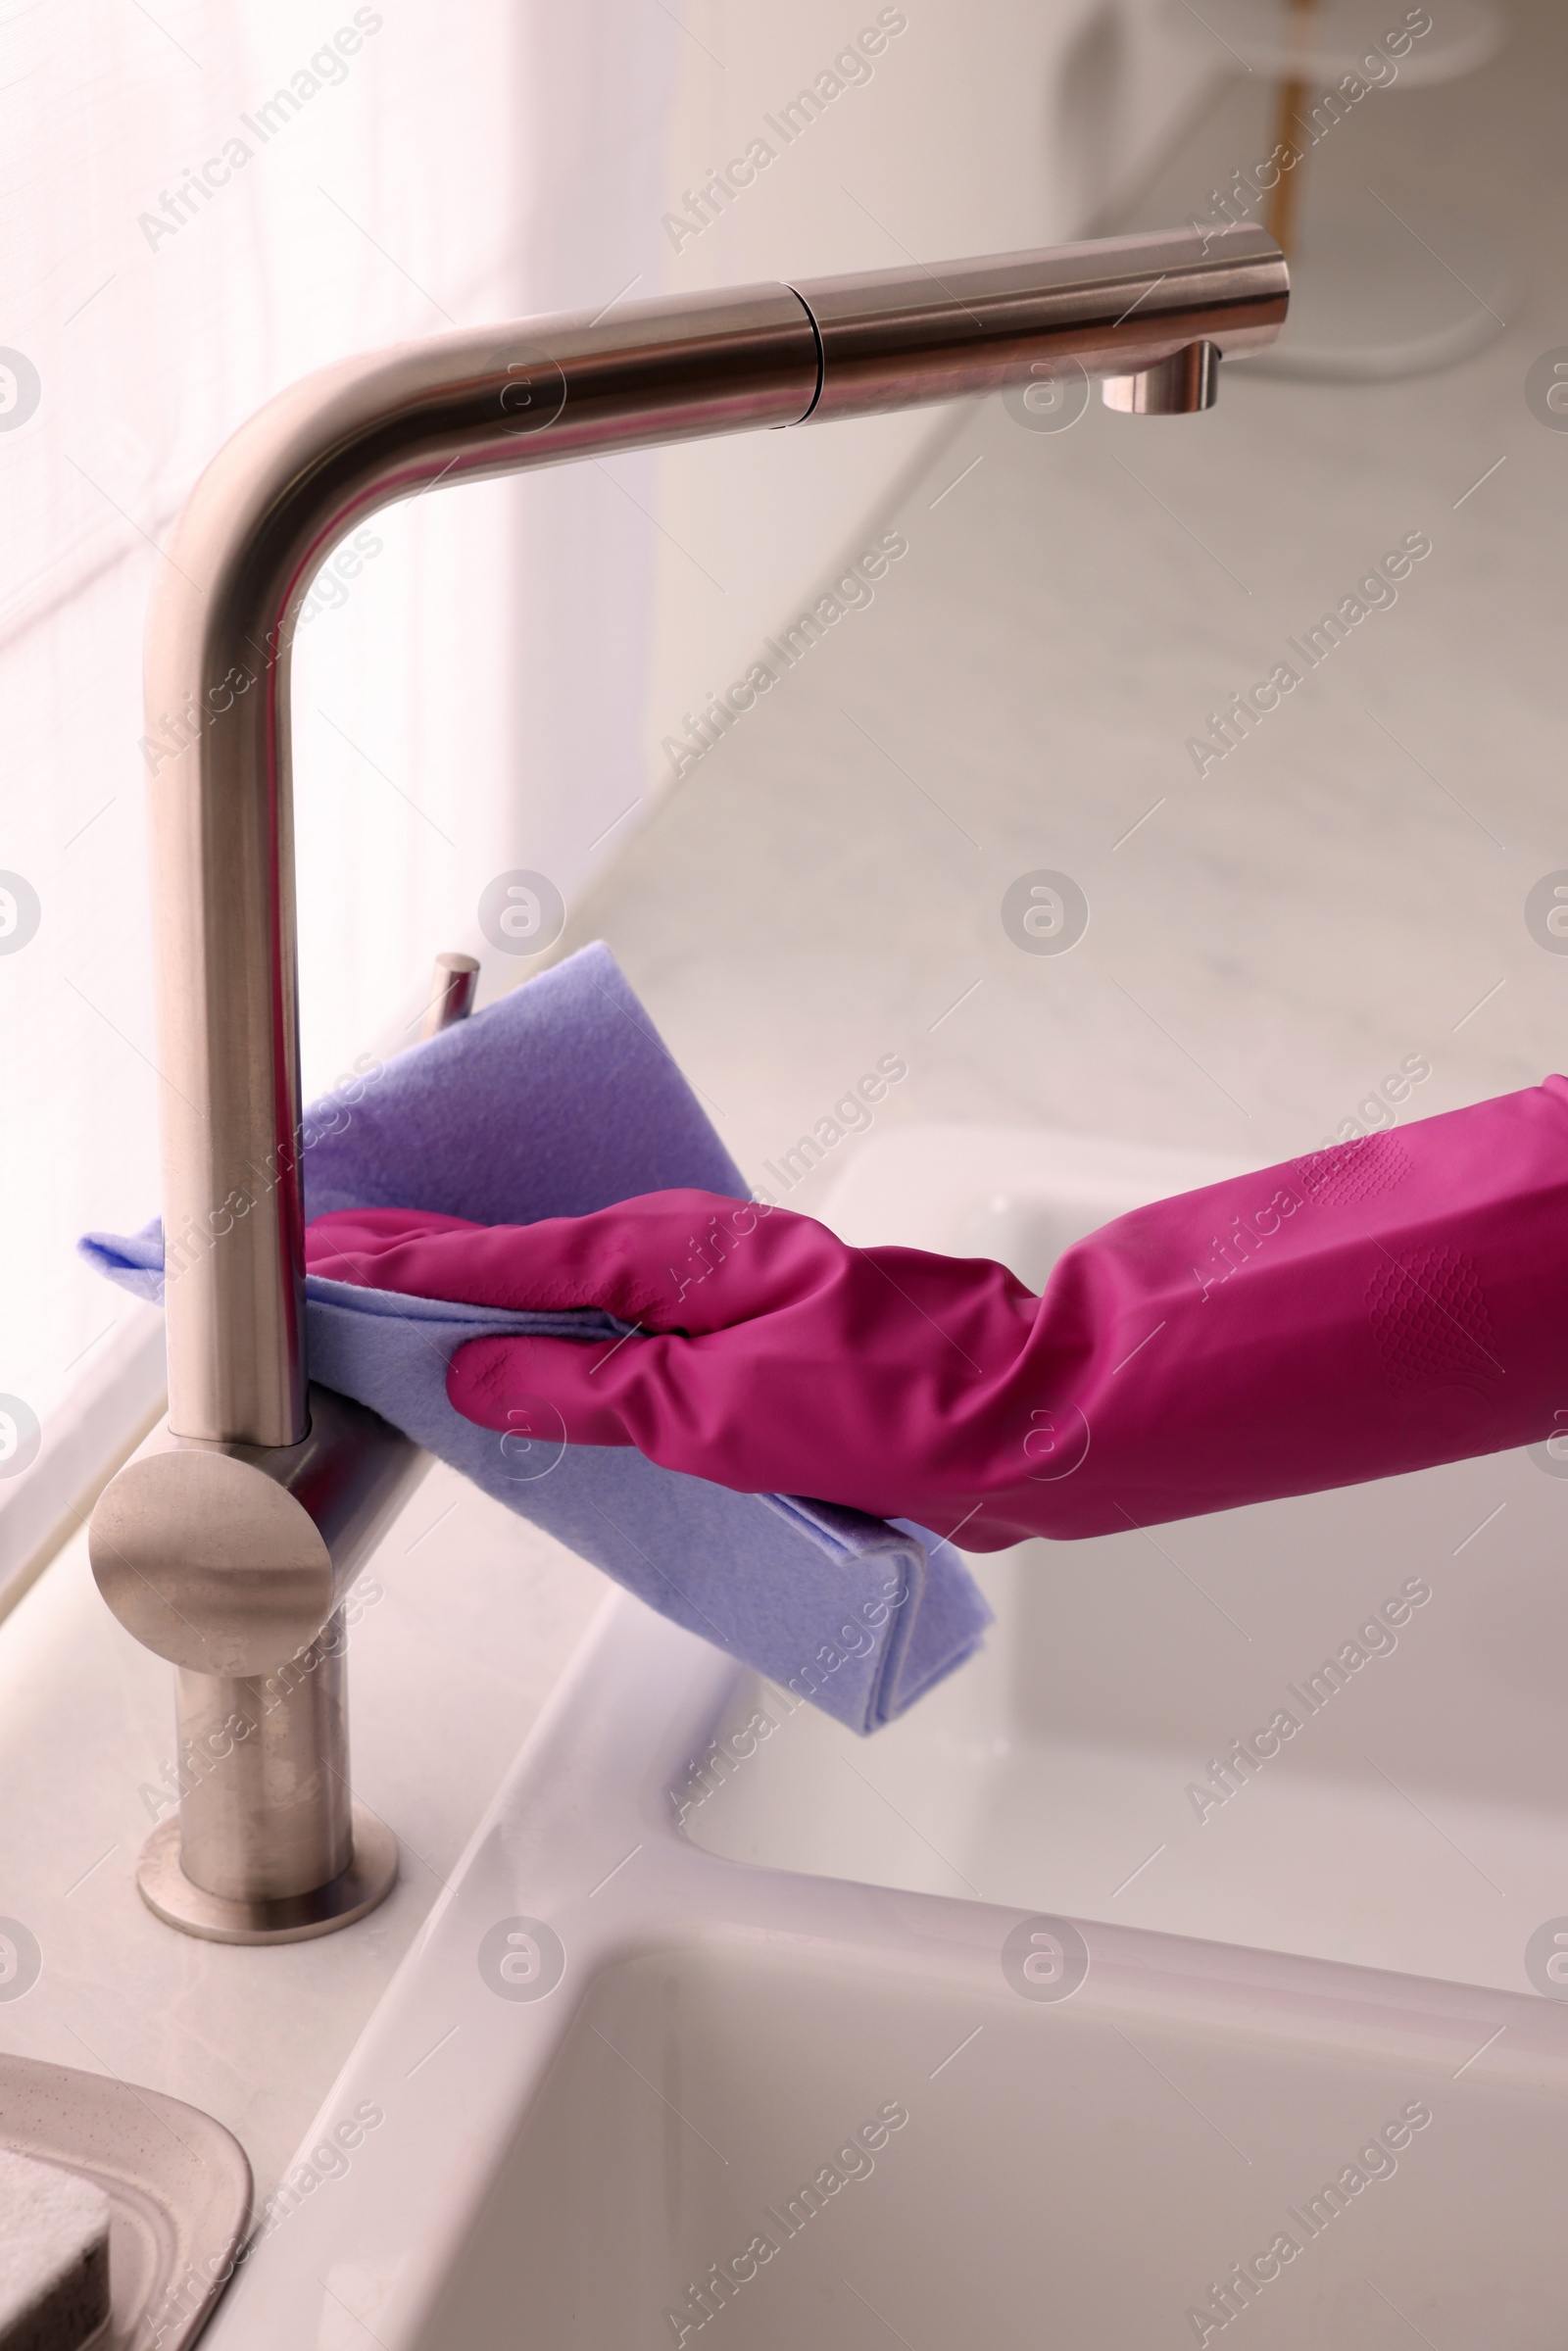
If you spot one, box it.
[1,0,1561,1481]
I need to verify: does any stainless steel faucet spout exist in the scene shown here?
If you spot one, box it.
[90,224,1286,1940]
[787,227,1282,419]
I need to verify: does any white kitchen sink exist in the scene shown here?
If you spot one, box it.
[199,1122,1568,2350]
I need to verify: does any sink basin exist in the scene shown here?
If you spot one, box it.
[197,1124,1568,2348]
[419,1929,1567,2350]
[200,1596,1568,2351]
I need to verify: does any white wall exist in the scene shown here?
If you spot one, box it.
[630,0,1220,808]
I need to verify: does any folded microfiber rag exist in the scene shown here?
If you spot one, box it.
[80,943,991,1733]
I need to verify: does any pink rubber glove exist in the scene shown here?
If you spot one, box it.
[306,1078,1568,1550]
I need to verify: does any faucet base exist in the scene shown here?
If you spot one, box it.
[136,1802,398,1944]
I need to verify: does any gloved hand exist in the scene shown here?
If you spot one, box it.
[305,1077,1568,1549]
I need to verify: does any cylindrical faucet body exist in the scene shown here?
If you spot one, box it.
[175,1639,352,1903]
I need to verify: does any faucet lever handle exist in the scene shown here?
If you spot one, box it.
[420,951,480,1041]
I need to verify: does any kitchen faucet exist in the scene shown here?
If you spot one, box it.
[88,226,1288,1940]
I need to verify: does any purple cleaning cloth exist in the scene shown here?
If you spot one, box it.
[80,943,991,1734]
